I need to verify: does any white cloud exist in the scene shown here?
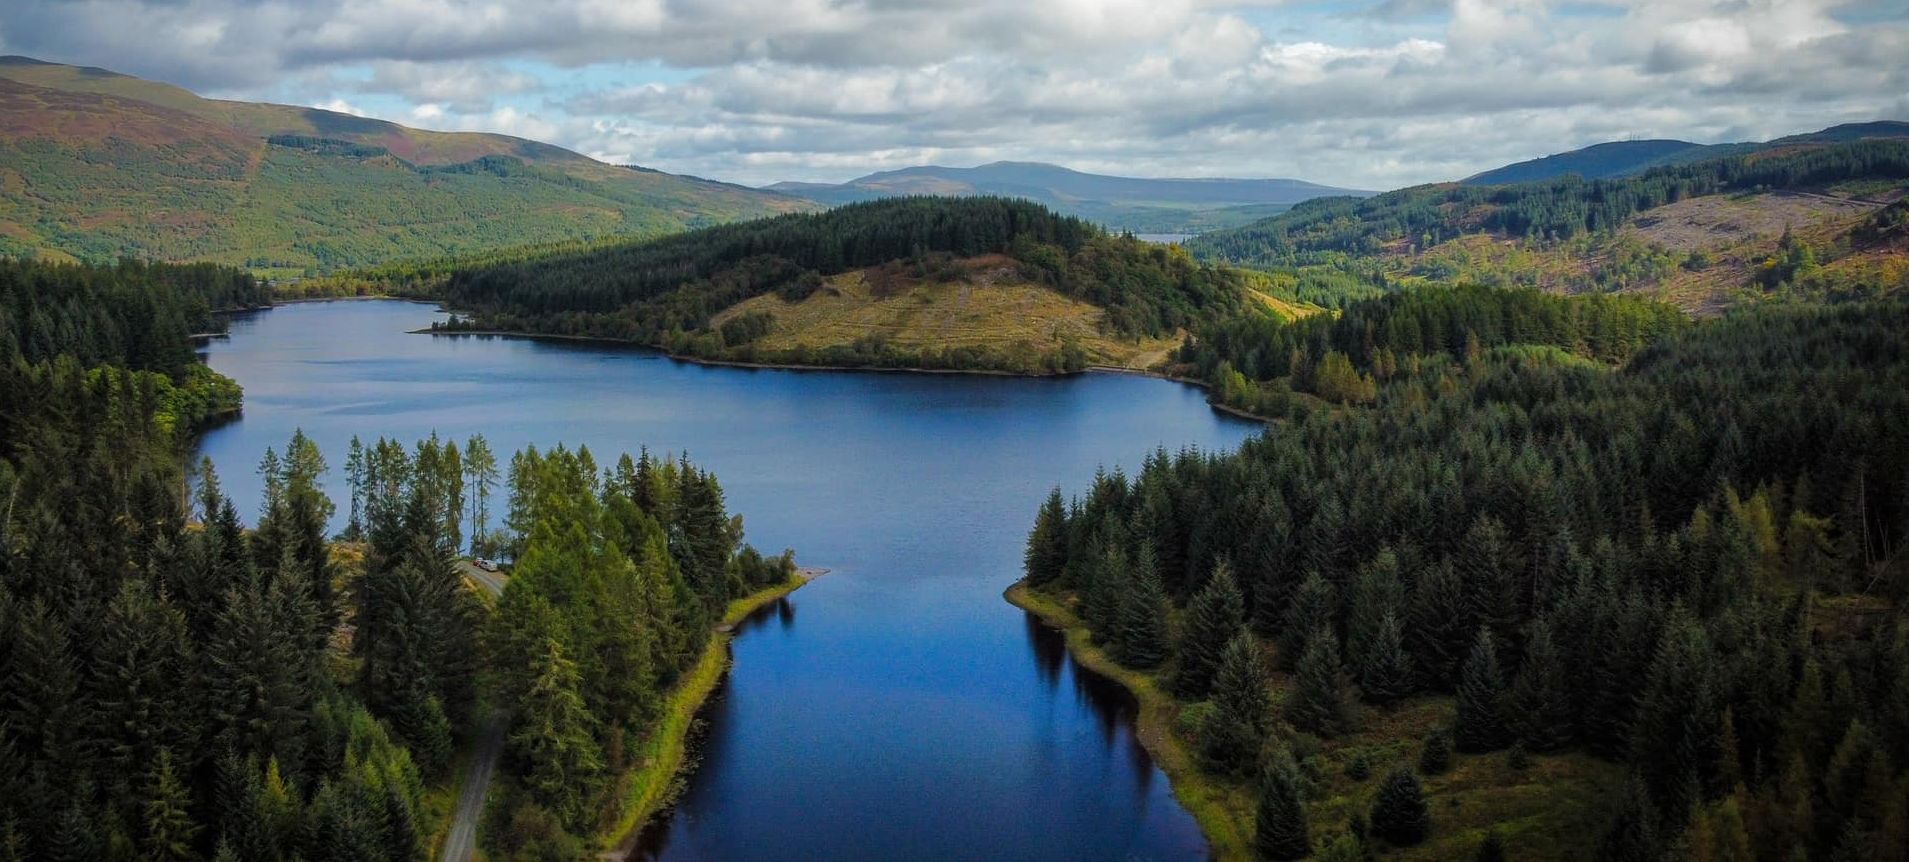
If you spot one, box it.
[0,0,1902,188]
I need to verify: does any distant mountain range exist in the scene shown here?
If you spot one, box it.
[1463,121,1909,185]
[766,162,1372,233]
[0,56,810,275]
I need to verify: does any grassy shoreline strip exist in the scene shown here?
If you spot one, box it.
[597,573,813,853]
[1004,581,1255,861]
[415,327,1278,421]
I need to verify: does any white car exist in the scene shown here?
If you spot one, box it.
[473,558,499,572]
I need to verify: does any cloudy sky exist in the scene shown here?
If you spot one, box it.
[2,0,1905,189]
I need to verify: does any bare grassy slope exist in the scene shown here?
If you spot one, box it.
[0,56,811,273]
[712,254,1190,370]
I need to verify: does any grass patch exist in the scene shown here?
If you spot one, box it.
[594,573,813,852]
[711,257,1184,371]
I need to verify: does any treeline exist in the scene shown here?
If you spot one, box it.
[1180,283,1688,413]
[0,251,794,860]
[1028,295,1909,858]
[0,258,268,377]
[483,445,794,858]
[435,197,1251,361]
[1188,139,1909,266]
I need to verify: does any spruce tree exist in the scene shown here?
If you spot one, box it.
[1347,548,1404,671]
[1202,631,1270,776]
[1454,627,1509,753]
[1025,489,1070,586]
[1370,766,1429,846]
[1288,626,1351,736]
[1408,559,1470,689]
[1358,610,1416,705]
[1115,546,1171,669]
[1254,747,1311,860]
[141,749,198,862]
[509,638,605,829]
[1598,775,1660,862]
[1509,617,1573,751]
[1631,610,1720,820]
[1173,561,1245,699]
[1279,572,1337,670]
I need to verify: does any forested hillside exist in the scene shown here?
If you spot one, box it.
[1023,290,1909,859]
[1188,138,1909,311]
[0,57,809,276]
[437,197,1263,373]
[0,257,795,860]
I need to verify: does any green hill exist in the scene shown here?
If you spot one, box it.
[1187,135,1909,311]
[1461,122,1909,186]
[432,196,1284,373]
[0,56,812,276]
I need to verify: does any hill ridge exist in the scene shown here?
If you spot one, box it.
[0,55,810,274]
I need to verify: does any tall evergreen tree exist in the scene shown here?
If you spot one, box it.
[1370,766,1430,846]
[1510,617,1573,751]
[1025,489,1070,586]
[1202,631,1271,775]
[1174,561,1247,699]
[1357,611,1416,705]
[508,639,605,829]
[141,748,198,862]
[1631,609,1722,820]
[1280,572,1337,670]
[1254,747,1311,861]
[1454,627,1509,753]
[1114,547,1171,669]
[1288,626,1352,736]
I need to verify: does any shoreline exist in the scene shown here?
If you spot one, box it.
[597,569,824,857]
[1004,580,1254,862]
[415,328,1081,378]
[414,327,1275,420]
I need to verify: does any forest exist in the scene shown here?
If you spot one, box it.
[0,258,794,860]
[1186,139,1909,266]
[432,196,1255,372]
[1177,283,1690,415]
[1027,291,1909,859]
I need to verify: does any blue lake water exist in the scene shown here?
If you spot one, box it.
[195,299,1260,861]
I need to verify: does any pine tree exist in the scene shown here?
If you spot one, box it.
[1418,727,1453,775]
[1370,766,1429,846]
[1631,609,1721,820]
[1599,775,1660,862]
[1288,626,1351,736]
[1025,489,1070,586]
[509,638,605,829]
[1358,611,1416,705]
[1280,572,1337,670]
[1202,631,1270,776]
[141,748,198,862]
[1347,548,1405,671]
[1454,627,1509,753]
[1408,559,1470,689]
[1254,747,1311,860]
[1114,547,1171,669]
[464,435,499,555]
[1509,617,1573,751]
[1173,561,1245,699]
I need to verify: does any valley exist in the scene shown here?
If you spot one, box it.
[1,19,1907,862]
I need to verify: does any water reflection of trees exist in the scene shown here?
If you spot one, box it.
[1022,611,1154,791]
